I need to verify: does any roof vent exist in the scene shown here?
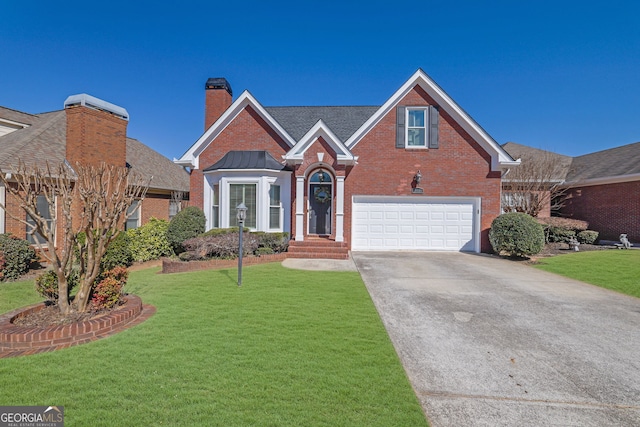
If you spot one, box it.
[64,94,129,121]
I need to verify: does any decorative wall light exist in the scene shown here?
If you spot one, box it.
[412,170,424,194]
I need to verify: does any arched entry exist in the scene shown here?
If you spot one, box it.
[308,169,332,235]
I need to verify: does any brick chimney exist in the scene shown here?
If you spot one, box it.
[205,78,232,130]
[64,94,129,168]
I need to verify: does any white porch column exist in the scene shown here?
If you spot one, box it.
[295,176,305,241]
[335,176,345,242]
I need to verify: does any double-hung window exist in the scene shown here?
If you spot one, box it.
[407,108,428,147]
[229,184,257,228]
[126,200,141,230]
[269,185,281,230]
[26,195,54,244]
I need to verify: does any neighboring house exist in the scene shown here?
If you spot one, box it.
[502,141,640,242]
[175,69,518,257]
[0,94,190,242]
[501,142,573,217]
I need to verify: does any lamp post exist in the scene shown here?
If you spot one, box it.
[236,203,247,287]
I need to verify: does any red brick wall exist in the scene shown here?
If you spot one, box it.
[65,105,127,168]
[205,88,232,130]
[348,86,501,252]
[561,181,640,242]
[141,193,172,223]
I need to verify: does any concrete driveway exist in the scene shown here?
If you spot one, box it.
[352,252,640,427]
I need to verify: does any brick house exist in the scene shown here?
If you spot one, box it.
[502,141,640,243]
[0,94,190,242]
[175,69,518,257]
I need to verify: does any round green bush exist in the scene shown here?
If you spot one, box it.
[0,233,37,281]
[577,230,599,245]
[101,232,133,271]
[489,213,545,258]
[167,207,206,253]
[35,269,79,302]
[126,218,173,262]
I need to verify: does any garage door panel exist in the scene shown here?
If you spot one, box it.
[352,197,478,252]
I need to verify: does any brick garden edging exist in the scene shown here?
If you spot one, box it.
[0,295,155,358]
[162,253,287,274]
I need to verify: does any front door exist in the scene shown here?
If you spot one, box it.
[308,170,332,235]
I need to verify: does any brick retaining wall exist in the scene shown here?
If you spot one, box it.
[162,253,287,274]
[0,295,155,358]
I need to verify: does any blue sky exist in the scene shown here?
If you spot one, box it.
[1,0,639,160]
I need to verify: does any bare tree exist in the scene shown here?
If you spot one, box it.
[0,161,148,315]
[502,150,571,217]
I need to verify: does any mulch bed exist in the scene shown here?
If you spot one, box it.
[11,302,120,328]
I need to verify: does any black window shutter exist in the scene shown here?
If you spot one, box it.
[396,105,406,148]
[429,105,439,149]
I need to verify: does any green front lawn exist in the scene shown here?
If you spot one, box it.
[0,264,428,427]
[534,250,640,298]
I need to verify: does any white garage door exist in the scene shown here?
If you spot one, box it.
[352,196,480,252]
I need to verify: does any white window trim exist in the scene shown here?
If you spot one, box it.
[204,172,290,233]
[406,107,429,149]
[268,183,283,231]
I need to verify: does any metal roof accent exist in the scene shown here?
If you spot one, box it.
[205,78,233,96]
[64,94,129,121]
[203,150,290,172]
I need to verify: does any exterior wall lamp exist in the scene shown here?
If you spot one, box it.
[412,170,423,194]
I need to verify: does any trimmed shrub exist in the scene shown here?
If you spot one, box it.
[547,227,576,243]
[101,232,133,271]
[253,232,289,254]
[0,233,37,281]
[489,213,545,257]
[90,266,128,310]
[536,217,589,231]
[167,207,206,253]
[577,230,599,244]
[126,218,173,262]
[182,232,260,260]
[200,227,240,237]
[35,269,79,303]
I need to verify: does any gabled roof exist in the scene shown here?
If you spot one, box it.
[176,91,297,169]
[283,120,357,165]
[346,69,518,171]
[266,106,378,142]
[178,70,519,172]
[203,150,290,172]
[567,141,640,183]
[0,106,189,192]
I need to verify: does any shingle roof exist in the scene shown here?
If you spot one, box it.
[203,150,289,171]
[502,141,640,184]
[126,138,190,191]
[502,142,573,181]
[566,141,640,181]
[0,106,189,192]
[265,106,379,142]
[0,110,67,171]
[0,106,39,125]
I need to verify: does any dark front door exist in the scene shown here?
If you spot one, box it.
[309,183,332,235]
